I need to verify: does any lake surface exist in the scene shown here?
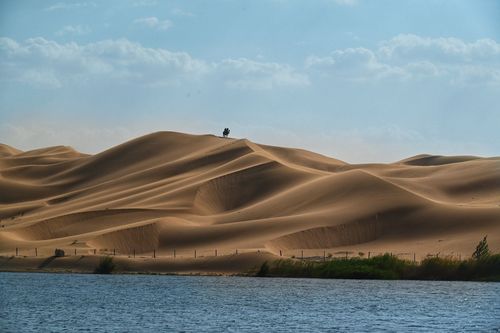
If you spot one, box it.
[0,273,499,332]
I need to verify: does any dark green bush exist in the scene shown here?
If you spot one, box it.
[262,254,412,280]
[94,256,115,274]
[256,261,270,277]
[472,235,490,260]
[257,253,500,281]
[457,254,500,281]
[415,257,460,280]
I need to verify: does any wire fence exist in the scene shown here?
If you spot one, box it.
[271,249,467,263]
[0,247,469,263]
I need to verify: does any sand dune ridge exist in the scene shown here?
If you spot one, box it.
[1,131,498,257]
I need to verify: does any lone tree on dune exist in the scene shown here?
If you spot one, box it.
[472,235,490,260]
[223,128,230,138]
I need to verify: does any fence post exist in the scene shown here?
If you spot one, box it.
[215,249,217,257]
[323,250,326,261]
[235,249,238,255]
[301,250,304,260]
[194,249,197,258]
[153,249,156,258]
[113,249,116,256]
[174,249,176,259]
[280,250,282,257]
[16,247,18,256]
[35,248,37,257]
[345,251,348,260]
[74,249,77,256]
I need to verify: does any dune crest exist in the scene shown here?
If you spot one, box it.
[1,131,499,258]
[0,144,22,157]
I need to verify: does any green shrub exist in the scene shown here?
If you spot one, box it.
[321,254,411,279]
[263,254,414,280]
[257,252,500,281]
[475,254,500,280]
[94,256,115,274]
[472,235,490,260]
[256,261,270,277]
[415,257,460,280]
[457,254,500,281]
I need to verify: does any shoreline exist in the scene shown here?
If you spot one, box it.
[0,252,275,276]
[2,253,499,282]
[0,269,244,277]
[1,268,498,284]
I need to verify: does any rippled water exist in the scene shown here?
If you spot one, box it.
[0,273,499,332]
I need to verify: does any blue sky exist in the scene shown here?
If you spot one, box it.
[1,0,499,162]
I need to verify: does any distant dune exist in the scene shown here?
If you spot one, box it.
[1,132,499,261]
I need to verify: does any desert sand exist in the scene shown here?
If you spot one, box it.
[0,131,499,273]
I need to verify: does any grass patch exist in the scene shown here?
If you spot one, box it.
[257,253,500,281]
[94,256,115,274]
[412,254,500,281]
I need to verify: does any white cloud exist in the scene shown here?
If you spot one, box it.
[55,25,91,36]
[275,0,358,6]
[378,34,500,62]
[0,37,209,88]
[3,34,496,92]
[218,58,310,90]
[306,34,500,85]
[0,37,308,90]
[133,17,173,31]
[332,0,358,6]
[132,0,158,6]
[306,47,406,81]
[45,2,96,11]
[171,8,195,17]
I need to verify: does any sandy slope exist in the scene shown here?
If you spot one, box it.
[0,132,499,262]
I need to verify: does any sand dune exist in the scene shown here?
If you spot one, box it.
[1,131,499,261]
[0,144,22,157]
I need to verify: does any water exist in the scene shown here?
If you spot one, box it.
[0,273,499,332]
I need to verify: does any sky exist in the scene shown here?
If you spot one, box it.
[0,0,499,163]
